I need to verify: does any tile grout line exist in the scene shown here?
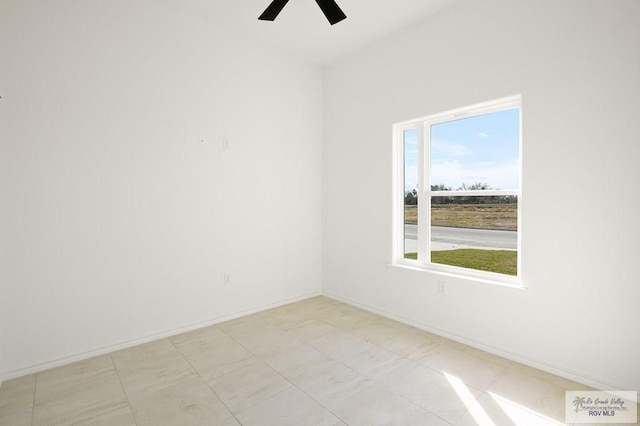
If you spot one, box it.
[269,316,350,424]
[30,373,38,426]
[335,339,456,425]
[222,323,303,419]
[315,314,460,425]
[317,308,510,412]
[109,354,139,425]
[263,307,443,424]
[266,301,489,425]
[218,307,353,423]
[233,315,348,424]
[169,326,249,425]
[295,358,380,425]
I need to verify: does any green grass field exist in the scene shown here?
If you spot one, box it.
[405,249,517,275]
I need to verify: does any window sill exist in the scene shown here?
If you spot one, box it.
[386,262,527,290]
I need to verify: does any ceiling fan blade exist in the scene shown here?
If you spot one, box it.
[258,0,291,21]
[315,0,347,25]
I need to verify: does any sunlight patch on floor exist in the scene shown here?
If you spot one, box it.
[444,372,496,426]
[489,392,565,426]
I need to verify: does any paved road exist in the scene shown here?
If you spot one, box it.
[404,224,516,251]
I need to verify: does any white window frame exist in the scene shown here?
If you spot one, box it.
[393,95,523,287]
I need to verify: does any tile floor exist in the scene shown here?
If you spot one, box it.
[0,296,635,425]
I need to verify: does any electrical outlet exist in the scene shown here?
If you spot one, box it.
[223,273,231,285]
[437,281,447,295]
[222,138,230,150]
[199,136,207,145]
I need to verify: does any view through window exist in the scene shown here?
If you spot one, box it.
[397,96,521,282]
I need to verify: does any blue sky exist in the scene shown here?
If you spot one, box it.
[404,108,520,191]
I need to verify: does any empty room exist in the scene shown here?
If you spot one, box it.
[1,0,638,424]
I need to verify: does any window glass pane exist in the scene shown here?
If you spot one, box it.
[430,196,518,276]
[430,108,520,191]
[403,129,418,259]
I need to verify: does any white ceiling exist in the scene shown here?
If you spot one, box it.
[153,0,460,65]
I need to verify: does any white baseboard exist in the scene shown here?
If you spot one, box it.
[0,291,321,382]
[4,289,626,394]
[323,291,627,393]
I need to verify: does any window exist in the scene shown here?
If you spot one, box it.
[394,96,521,285]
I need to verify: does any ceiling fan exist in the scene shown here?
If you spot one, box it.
[258,0,347,25]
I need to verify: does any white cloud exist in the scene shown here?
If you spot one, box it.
[474,160,519,189]
[431,160,466,187]
[431,139,472,157]
[477,131,490,138]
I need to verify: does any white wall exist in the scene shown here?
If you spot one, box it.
[323,0,640,391]
[0,0,323,379]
